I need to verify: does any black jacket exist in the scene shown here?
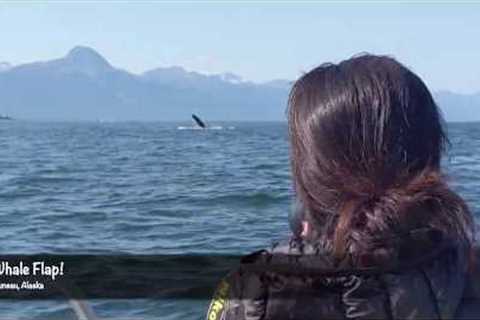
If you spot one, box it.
[206,228,478,320]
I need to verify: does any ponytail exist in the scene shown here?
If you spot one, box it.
[329,170,474,265]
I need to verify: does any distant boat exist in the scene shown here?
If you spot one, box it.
[0,114,12,120]
[191,114,206,129]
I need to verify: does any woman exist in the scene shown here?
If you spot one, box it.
[206,54,478,320]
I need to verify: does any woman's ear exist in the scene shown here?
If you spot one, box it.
[301,220,310,237]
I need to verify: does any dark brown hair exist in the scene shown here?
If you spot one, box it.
[288,54,474,264]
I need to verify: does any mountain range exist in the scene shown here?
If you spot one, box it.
[0,46,478,122]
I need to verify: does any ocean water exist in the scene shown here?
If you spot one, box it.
[0,121,478,319]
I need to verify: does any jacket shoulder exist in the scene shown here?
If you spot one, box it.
[455,245,480,319]
[205,237,331,320]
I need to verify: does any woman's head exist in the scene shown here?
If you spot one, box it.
[288,54,473,263]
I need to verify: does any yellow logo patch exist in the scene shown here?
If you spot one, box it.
[207,279,230,320]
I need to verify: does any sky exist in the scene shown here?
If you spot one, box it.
[0,1,479,94]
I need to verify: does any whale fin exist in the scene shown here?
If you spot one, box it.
[192,114,207,128]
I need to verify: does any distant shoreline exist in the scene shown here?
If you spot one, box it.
[1,119,479,124]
